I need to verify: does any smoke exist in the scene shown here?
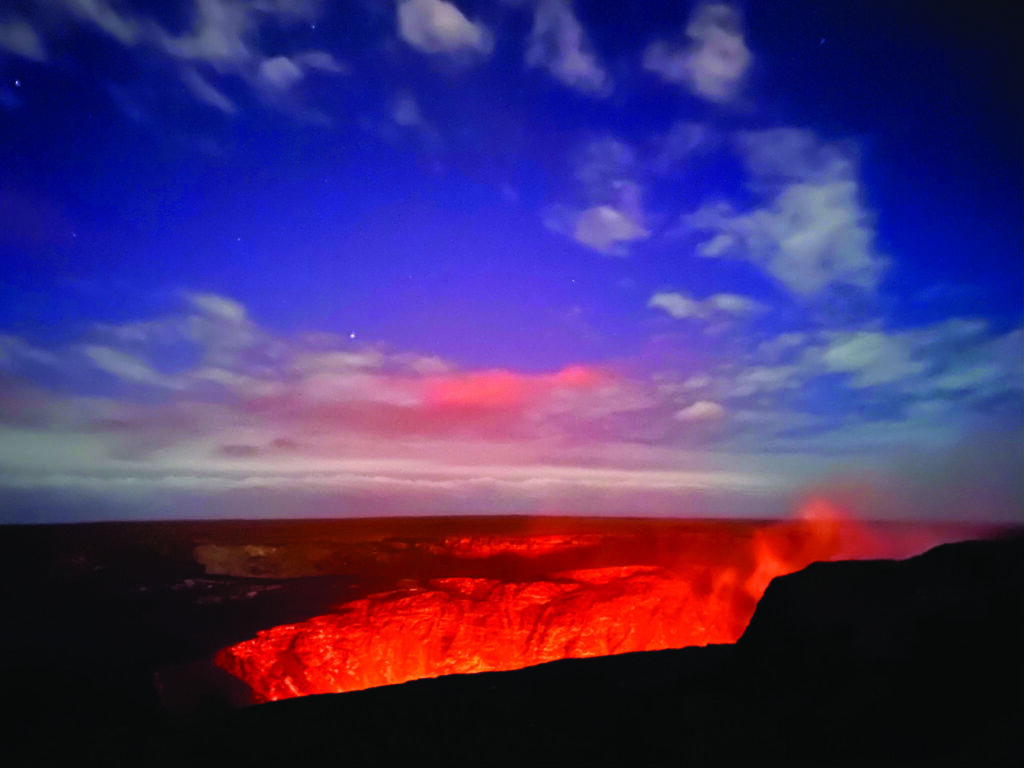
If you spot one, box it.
[796,429,1023,523]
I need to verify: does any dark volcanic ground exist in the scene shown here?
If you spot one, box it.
[1,518,1020,766]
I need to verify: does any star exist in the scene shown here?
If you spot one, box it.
[14,79,21,88]
[349,332,356,340]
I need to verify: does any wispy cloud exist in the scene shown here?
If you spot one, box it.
[648,291,765,321]
[81,345,181,389]
[675,400,726,422]
[18,0,347,115]
[525,0,610,96]
[643,3,751,104]
[681,128,887,299]
[0,17,47,61]
[0,292,1019,520]
[547,136,650,255]
[181,67,237,113]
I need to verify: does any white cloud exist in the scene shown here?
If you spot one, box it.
[62,0,141,46]
[258,56,305,90]
[0,335,58,369]
[907,325,1022,399]
[0,18,47,61]
[706,293,764,315]
[648,291,764,320]
[696,232,735,257]
[290,349,386,375]
[682,374,710,390]
[675,400,725,421]
[40,1,344,115]
[794,320,1022,399]
[735,128,855,184]
[648,292,703,319]
[184,291,248,324]
[729,366,799,396]
[549,137,649,255]
[931,363,1004,392]
[158,0,254,66]
[81,345,177,388]
[822,331,926,387]
[683,129,887,298]
[293,50,346,74]
[397,0,493,56]
[643,3,751,104]
[525,0,610,96]
[181,67,237,113]
[573,205,647,253]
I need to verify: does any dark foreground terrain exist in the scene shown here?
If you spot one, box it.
[6,530,1022,767]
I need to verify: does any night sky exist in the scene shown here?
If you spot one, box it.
[0,0,1021,522]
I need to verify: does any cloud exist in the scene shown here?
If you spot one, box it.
[573,205,647,253]
[821,331,926,387]
[62,0,141,46]
[643,3,751,104]
[0,17,47,61]
[675,400,725,422]
[31,1,345,116]
[735,128,856,184]
[157,0,260,66]
[547,136,650,255]
[290,349,386,375]
[181,67,237,113]
[682,129,887,298]
[0,334,59,370]
[81,345,178,388]
[706,293,765,316]
[902,324,1022,401]
[397,0,493,56]
[648,291,765,320]
[645,314,1023,465]
[746,320,1023,408]
[651,121,716,173]
[294,50,346,73]
[391,90,422,126]
[423,365,607,412]
[2,290,1018,521]
[258,56,305,90]
[89,290,262,376]
[696,232,735,257]
[525,0,610,96]
[648,292,702,319]
[184,291,248,324]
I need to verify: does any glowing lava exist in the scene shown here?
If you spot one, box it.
[214,505,975,703]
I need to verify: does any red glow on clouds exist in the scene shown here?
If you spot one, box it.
[240,363,613,443]
[425,370,534,410]
[214,513,960,704]
[424,365,608,411]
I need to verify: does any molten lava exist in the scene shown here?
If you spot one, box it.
[217,566,733,702]
[214,505,975,703]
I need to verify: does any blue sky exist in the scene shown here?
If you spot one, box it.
[0,0,1020,522]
